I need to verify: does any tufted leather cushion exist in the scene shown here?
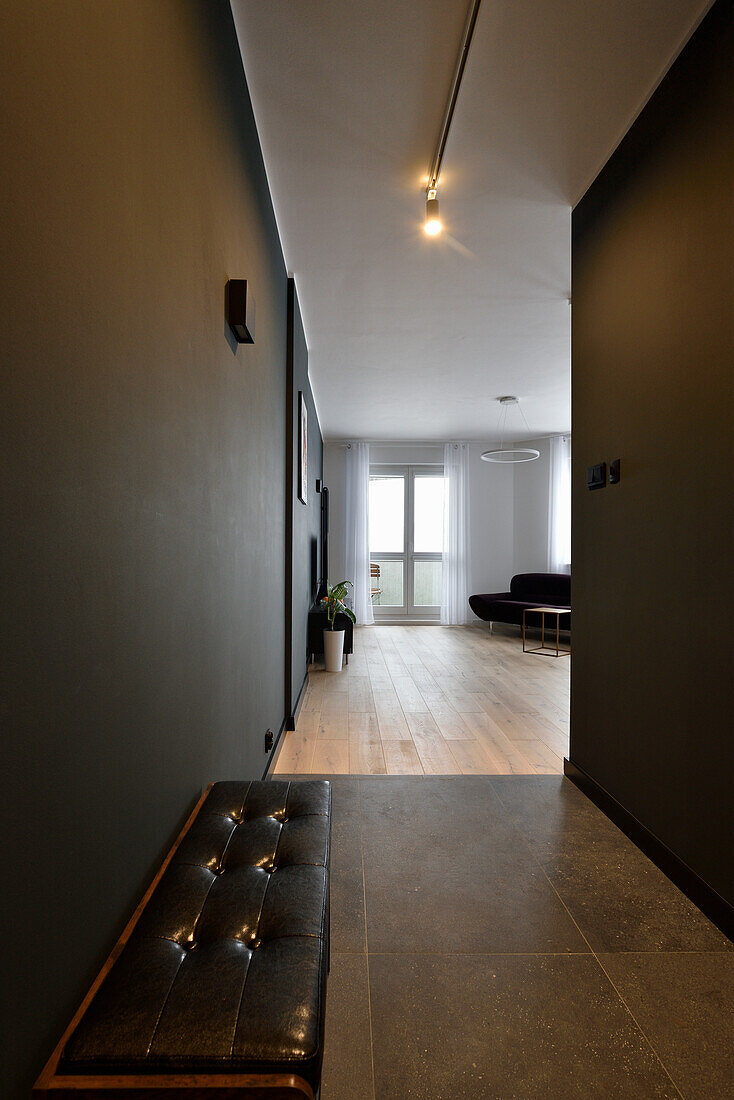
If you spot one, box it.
[60,780,331,1090]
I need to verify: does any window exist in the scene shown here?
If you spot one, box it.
[369,465,445,619]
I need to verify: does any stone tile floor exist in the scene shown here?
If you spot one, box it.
[279,774,733,1099]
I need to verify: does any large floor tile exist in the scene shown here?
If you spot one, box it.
[321,953,374,1100]
[329,779,367,953]
[492,776,731,953]
[272,772,731,1098]
[489,774,615,858]
[277,776,366,951]
[368,953,680,1100]
[360,775,512,828]
[600,952,734,1100]
[360,778,588,953]
[544,841,730,953]
[330,850,366,954]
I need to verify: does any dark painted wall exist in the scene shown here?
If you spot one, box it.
[285,280,323,719]
[571,0,733,907]
[0,2,289,1094]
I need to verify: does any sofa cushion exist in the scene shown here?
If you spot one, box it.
[521,596,571,610]
[483,599,569,626]
[468,592,511,620]
[510,572,570,603]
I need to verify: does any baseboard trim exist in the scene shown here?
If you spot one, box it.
[372,619,441,626]
[264,670,310,779]
[289,668,309,731]
[263,712,288,783]
[564,758,733,942]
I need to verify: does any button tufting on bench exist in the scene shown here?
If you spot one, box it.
[59,780,331,1095]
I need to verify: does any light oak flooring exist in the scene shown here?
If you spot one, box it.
[274,624,570,776]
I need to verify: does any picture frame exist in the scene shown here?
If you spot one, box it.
[298,390,308,505]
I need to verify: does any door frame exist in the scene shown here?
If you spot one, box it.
[369,464,444,621]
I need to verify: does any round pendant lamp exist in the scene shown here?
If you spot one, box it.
[481,397,540,463]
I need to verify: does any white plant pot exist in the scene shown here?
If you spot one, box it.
[323,628,345,673]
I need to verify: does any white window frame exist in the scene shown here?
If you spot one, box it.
[370,464,444,621]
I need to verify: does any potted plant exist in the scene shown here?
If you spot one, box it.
[321,580,356,672]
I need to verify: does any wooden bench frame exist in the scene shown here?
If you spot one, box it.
[33,783,314,1100]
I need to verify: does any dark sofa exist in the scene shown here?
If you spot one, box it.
[469,572,570,628]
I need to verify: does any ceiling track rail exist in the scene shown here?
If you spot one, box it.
[426,0,482,194]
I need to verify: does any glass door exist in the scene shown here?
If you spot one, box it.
[369,467,407,617]
[369,465,445,620]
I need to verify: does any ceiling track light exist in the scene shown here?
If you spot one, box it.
[481,396,540,463]
[423,0,482,236]
[425,187,441,235]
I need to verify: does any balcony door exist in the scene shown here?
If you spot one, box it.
[369,465,445,620]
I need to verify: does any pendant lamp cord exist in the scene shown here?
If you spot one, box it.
[496,397,531,449]
[518,400,532,438]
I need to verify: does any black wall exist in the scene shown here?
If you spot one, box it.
[285,280,324,721]
[571,1,733,909]
[0,2,301,1094]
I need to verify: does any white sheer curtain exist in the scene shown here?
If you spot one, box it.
[441,442,470,625]
[547,434,571,573]
[344,442,374,625]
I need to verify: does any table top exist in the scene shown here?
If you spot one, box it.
[524,606,571,615]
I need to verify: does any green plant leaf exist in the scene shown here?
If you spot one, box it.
[324,579,355,623]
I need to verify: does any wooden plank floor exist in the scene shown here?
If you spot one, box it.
[274,624,570,776]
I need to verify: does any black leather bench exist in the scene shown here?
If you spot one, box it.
[34,780,331,1100]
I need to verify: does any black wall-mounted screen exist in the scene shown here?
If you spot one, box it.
[317,486,329,602]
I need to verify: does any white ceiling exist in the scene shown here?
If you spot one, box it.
[232,1,711,441]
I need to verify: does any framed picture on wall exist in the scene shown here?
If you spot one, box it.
[298,390,308,505]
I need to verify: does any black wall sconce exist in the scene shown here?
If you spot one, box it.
[226,279,255,343]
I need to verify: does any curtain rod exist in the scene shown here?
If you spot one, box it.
[334,441,446,448]
[328,434,570,447]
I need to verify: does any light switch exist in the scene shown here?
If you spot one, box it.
[586,463,606,490]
